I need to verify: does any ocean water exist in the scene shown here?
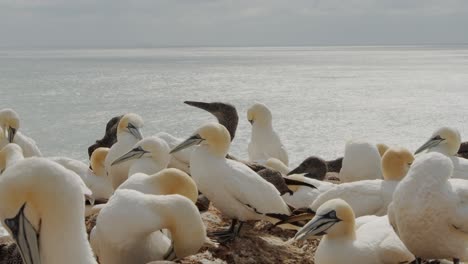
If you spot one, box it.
[1,46,468,166]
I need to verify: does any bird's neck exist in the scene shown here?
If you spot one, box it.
[40,206,97,264]
[0,150,24,172]
[382,165,406,181]
[93,163,106,177]
[200,142,229,158]
[253,121,273,131]
[116,132,137,144]
[217,115,238,141]
[129,158,165,175]
[326,222,356,241]
[429,145,455,156]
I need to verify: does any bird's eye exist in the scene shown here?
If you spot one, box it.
[408,162,412,166]
[135,146,144,152]
[432,135,443,141]
[328,210,337,219]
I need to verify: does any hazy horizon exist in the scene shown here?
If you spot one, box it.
[2,43,468,50]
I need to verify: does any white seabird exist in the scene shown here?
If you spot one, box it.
[51,156,113,203]
[170,122,290,242]
[0,143,24,173]
[311,147,414,217]
[118,168,198,203]
[388,152,468,263]
[0,108,42,157]
[414,126,468,180]
[339,140,383,182]
[0,157,97,264]
[104,113,144,189]
[247,103,289,166]
[111,136,170,178]
[91,190,206,263]
[294,199,415,264]
[90,147,109,177]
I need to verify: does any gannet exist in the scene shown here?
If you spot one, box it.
[339,140,382,182]
[184,101,238,141]
[118,168,198,203]
[377,143,390,157]
[51,156,113,203]
[458,141,468,159]
[170,122,290,242]
[0,108,42,157]
[0,143,24,173]
[181,101,312,194]
[265,159,333,209]
[311,147,413,217]
[277,147,413,226]
[154,132,192,173]
[90,147,109,177]
[254,168,316,196]
[265,157,290,175]
[247,103,289,166]
[156,101,239,174]
[414,127,468,180]
[281,173,335,209]
[92,190,206,263]
[388,152,468,263]
[0,157,97,264]
[294,143,385,177]
[287,156,328,181]
[111,136,170,179]
[325,157,343,173]
[104,113,144,189]
[88,115,122,158]
[295,199,415,264]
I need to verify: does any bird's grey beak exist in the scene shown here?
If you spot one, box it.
[414,136,444,155]
[111,146,148,166]
[273,208,316,228]
[85,194,95,206]
[184,101,213,112]
[287,166,303,176]
[163,243,178,261]
[127,123,143,140]
[170,134,204,154]
[8,127,17,143]
[294,210,340,241]
[4,203,41,264]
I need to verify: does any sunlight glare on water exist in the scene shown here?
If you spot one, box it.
[1,46,468,166]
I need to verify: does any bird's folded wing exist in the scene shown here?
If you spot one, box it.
[16,132,42,157]
[311,180,384,217]
[450,179,468,233]
[450,156,468,180]
[224,159,290,215]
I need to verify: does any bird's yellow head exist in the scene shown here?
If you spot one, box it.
[0,109,20,143]
[117,113,144,140]
[90,147,109,177]
[294,199,355,241]
[381,147,414,181]
[247,103,272,126]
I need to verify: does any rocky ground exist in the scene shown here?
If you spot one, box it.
[84,204,444,264]
[0,205,451,264]
[86,205,318,264]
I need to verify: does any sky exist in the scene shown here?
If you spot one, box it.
[1,0,468,48]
